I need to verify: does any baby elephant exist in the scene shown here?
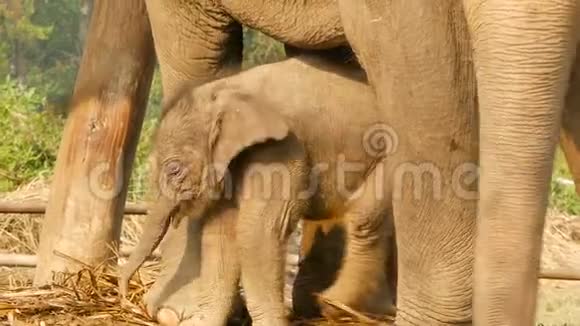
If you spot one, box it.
[120,55,395,325]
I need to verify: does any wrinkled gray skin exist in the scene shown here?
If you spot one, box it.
[121,56,395,325]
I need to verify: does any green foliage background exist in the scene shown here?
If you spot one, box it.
[0,1,578,215]
[0,1,285,199]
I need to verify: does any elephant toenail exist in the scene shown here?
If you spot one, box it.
[157,308,180,326]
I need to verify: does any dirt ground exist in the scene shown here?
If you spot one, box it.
[535,212,580,326]
[1,180,579,325]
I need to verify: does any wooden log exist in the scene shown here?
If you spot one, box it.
[0,248,160,267]
[33,0,156,285]
[3,251,580,283]
[0,201,147,215]
[0,254,36,267]
[539,269,580,282]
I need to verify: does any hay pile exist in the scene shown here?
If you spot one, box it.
[0,263,155,325]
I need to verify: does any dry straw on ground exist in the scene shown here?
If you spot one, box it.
[1,179,579,325]
[0,256,157,326]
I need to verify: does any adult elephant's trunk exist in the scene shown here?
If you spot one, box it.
[464,0,578,324]
[119,197,177,296]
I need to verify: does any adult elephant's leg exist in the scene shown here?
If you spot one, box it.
[142,0,243,324]
[146,0,242,94]
[338,1,479,324]
[34,0,155,285]
[560,44,580,196]
[462,1,578,325]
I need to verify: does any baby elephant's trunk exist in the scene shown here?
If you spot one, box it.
[119,198,176,297]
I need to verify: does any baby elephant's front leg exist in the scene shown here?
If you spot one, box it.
[233,135,308,325]
[237,199,304,326]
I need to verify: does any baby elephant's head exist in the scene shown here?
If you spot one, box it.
[149,80,291,227]
[120,80,291,297]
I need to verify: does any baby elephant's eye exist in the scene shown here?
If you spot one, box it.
[165,161,182,177]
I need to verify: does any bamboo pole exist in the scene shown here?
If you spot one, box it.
[0,201,147,215]
[0,248,159,267]
[0,254,36,267]
[0,252,578,282]
[538,269,580,282]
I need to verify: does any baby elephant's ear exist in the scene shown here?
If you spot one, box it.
[209,92,290,180]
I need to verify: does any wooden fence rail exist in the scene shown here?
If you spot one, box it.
[0,201,156,268]
[0,201,148,215]
[0,252,578,281]
[0,250,160,267]
[2,201,580,282]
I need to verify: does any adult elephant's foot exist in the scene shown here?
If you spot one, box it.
[143,205,246,325]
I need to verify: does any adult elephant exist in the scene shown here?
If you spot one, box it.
[335,1,579,325]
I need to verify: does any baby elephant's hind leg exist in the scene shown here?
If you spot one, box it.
[319,164,396,318]
[292,218,346,319]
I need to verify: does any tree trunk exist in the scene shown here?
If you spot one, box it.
[5,0,26,82]
[34,0,156,285]
[78,0,93,48]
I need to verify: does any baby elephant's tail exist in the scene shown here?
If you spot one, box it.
[119,198,176,297]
